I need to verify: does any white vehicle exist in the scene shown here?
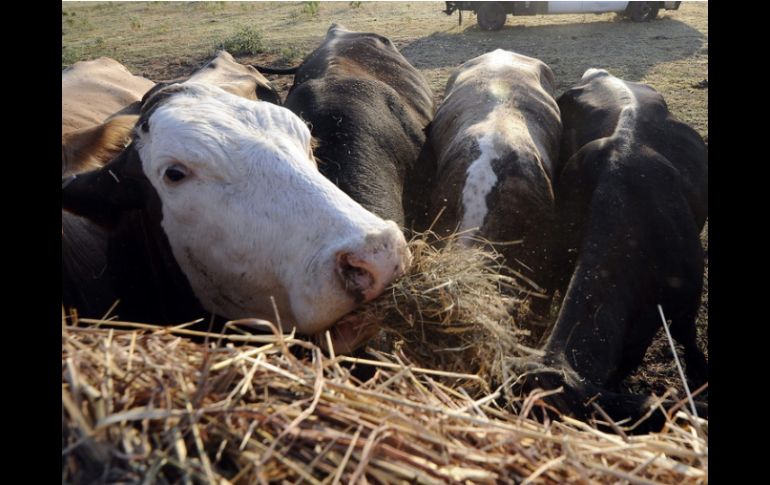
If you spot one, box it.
[443,1,682,30]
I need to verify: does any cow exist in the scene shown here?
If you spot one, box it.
[62,82,411,354]
[62,58,156,316]
[62,52,284,319]
[510,68,708,433]
[180,50,282,105]
[424,49,562,310]
[62,57,155,176]
[275,24,435,230]
[62,52,281,178]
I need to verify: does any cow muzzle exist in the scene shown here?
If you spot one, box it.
[328,223,410,353]
[335,224,410,303]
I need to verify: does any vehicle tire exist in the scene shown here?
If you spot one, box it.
[477,2,506,31]
[627,2,660,22]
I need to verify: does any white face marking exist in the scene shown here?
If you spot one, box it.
[135,83,408,334]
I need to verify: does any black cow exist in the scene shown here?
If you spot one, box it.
[275,24,436,229]
[512,68,708,433]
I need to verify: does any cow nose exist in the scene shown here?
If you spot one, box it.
[336,224,410,303]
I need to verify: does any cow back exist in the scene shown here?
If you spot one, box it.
[62,57,154,135]
[426,50,562,291]
[187,50,282,104]
[284,25,435,228]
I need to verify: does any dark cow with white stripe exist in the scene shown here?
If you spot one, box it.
[62,82,411,353]
[512,68,708,432]
[425,49,562,300]
[277,24,435,229]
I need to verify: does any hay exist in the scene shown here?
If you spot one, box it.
[349,232,539,395]
[62,233,707,483]
[62,318,708,484]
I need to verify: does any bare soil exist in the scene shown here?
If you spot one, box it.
[62,1,708,402]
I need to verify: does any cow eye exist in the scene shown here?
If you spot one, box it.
[163,164,189,183]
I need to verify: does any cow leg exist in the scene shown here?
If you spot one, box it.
[659,228,708,389]
[610,333,657,390]
[507,356,668,434]
[668,312,708,389]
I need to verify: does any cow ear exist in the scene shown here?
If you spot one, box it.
[62,145,148,229]
[539,62,556,94]
[61,115,138,176]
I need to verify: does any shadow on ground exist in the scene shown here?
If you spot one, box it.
[400,16,705,92]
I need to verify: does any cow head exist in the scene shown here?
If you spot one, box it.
[188,50,282,105]
[324,23,399,52]
[62,82,410,348]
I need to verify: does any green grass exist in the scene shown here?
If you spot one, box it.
[302,1,320,16]
[219,26,266,55]
[62,37,109,69]
[277,45,303,64]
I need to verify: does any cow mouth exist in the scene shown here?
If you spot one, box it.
[321,313,380,355]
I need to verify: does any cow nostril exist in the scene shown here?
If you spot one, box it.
[336,252,376,303]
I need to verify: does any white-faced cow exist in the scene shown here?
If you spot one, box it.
[62,57,155,176]
[512,68,708,433]
[272,24,435,229]
[62,82,410,353]
[62,52,285,320]
[425,49,562,299]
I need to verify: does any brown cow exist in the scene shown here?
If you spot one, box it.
[62,52,282,177]
[185,50,281,104]
[62,57,155,176]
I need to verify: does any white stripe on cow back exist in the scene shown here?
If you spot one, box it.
[608,76,638,146]
[584,69,640,152]
[456,51,551,245]
[459,131,500,244]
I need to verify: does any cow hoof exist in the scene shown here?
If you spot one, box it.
[506,357,667,435]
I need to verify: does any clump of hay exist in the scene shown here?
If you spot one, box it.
[62,319,708,484]
[351,232,540,394]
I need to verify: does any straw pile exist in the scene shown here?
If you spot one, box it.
[62,317,707,484]
[348,233,538,396]
[62,234,707,483]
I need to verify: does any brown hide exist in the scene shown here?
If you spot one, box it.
[62,57,155,175]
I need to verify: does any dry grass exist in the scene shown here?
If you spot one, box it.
[62,236,707,483]
[62,317,707,484]
[349,232,540,396]
[61,4,709,480]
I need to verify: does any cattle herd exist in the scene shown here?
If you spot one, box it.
[62,25,708,434]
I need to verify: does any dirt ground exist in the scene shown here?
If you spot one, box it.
[62,2,708,401]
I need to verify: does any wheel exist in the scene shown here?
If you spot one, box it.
[627,2,660,22]
[477,2,506,31]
